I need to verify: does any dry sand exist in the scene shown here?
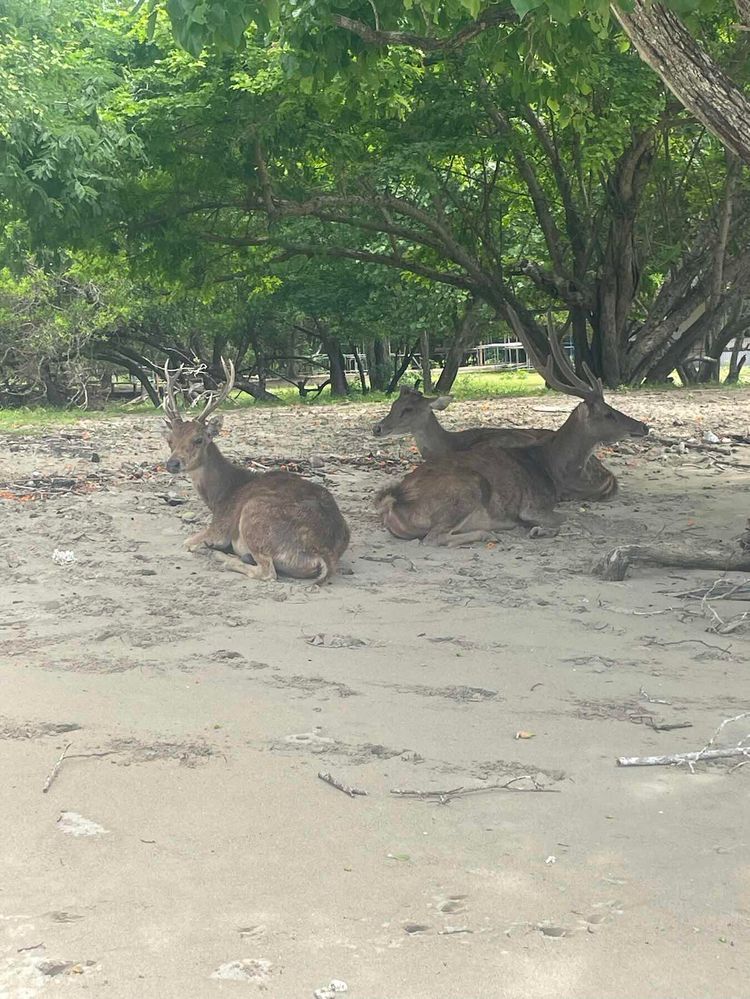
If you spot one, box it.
[1,388,749,999]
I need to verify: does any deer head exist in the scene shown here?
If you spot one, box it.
[163,358,235,474]
[508,308,649,445]
[372,385,453,439]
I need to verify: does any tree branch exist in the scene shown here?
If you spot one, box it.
[332,5,517,53]
[518,104,587,267]
[477,82,567,279]
[612,0,750,164]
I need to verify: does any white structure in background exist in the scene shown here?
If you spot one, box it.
[335,337,564,375]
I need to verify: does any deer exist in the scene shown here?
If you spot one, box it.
[375,324,649,547]
[162,359,350,582]
[372,386,615,501]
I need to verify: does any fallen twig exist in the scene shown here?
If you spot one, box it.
[644,719,693,733]
[390,775,556,804]
[674,578,750,601]
[593,545,750,581]
[360,554,417,572]
[638,687,671,705]
[318,771,368,798]
[42,743,72,794]
[41,748,117,793]
[644,636,732,656]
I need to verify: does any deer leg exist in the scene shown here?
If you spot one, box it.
[518,505,564,529]
[183,525,232,552]
[423,510,515,548]
[212,551,277,580]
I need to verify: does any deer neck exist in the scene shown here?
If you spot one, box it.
[540,405,599,485]
[189,442,253,511]
[414,411,454,459]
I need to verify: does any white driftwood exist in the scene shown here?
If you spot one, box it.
[617,747,749,767]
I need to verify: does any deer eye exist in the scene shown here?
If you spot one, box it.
[193,436,204,444]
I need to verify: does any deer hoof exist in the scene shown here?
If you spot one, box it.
[528,526,559,540]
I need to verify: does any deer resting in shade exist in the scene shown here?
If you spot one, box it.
[163,360,350,582]
[376,319,648,547]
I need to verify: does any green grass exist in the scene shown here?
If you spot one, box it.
[2,365,749,432]
[235,368,548,408]
[0,403,136,433]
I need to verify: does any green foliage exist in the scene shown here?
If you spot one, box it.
[0,0,144,259]
[145,0,717,61]
[0,0,744,402]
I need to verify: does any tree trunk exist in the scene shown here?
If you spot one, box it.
[592,131,654,386]
[248,330,271,395]
[419,330,433,393]
[366,336,390,391]
[570,306,593,377]
[386,340,419,394]
[436,299,478,393]
[350,342,368,394]
[286,330,298,381]
[612,0,750,165]
[234,378,281,402]
[321,335,349,396]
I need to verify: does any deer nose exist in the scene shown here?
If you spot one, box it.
[166,457,181,473]
[372,424,383,437]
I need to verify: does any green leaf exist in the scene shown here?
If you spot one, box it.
[460,0,482,17]
[511,0,543,17]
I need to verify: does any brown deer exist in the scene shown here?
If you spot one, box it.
[162,360,350,582]
[372,386,615,501]
[375,329,648,547]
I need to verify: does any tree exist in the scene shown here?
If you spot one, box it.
[105,12,748,385]
[145,0,750,165]
[0,0,142,260]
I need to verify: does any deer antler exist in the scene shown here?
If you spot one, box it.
[163,360,183,426]
[505,306,603,403]
[544,314,603,402]
[196,357,236,423]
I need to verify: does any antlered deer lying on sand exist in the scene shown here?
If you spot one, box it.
[372,384,615,501]
[376,322,648,547]
[163,360,350,582]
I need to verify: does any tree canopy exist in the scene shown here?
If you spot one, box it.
[0,0,748,405]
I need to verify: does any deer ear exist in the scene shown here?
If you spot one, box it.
[429,396,452,411]
[205,415,223,440]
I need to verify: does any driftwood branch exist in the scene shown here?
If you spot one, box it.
[618,711,750,768]
[593,544,750,581]
[617,747,750,767]
[318,771,368,798]
[41,748,118,793]
[42,743,72,794]
[390,775,556,804]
